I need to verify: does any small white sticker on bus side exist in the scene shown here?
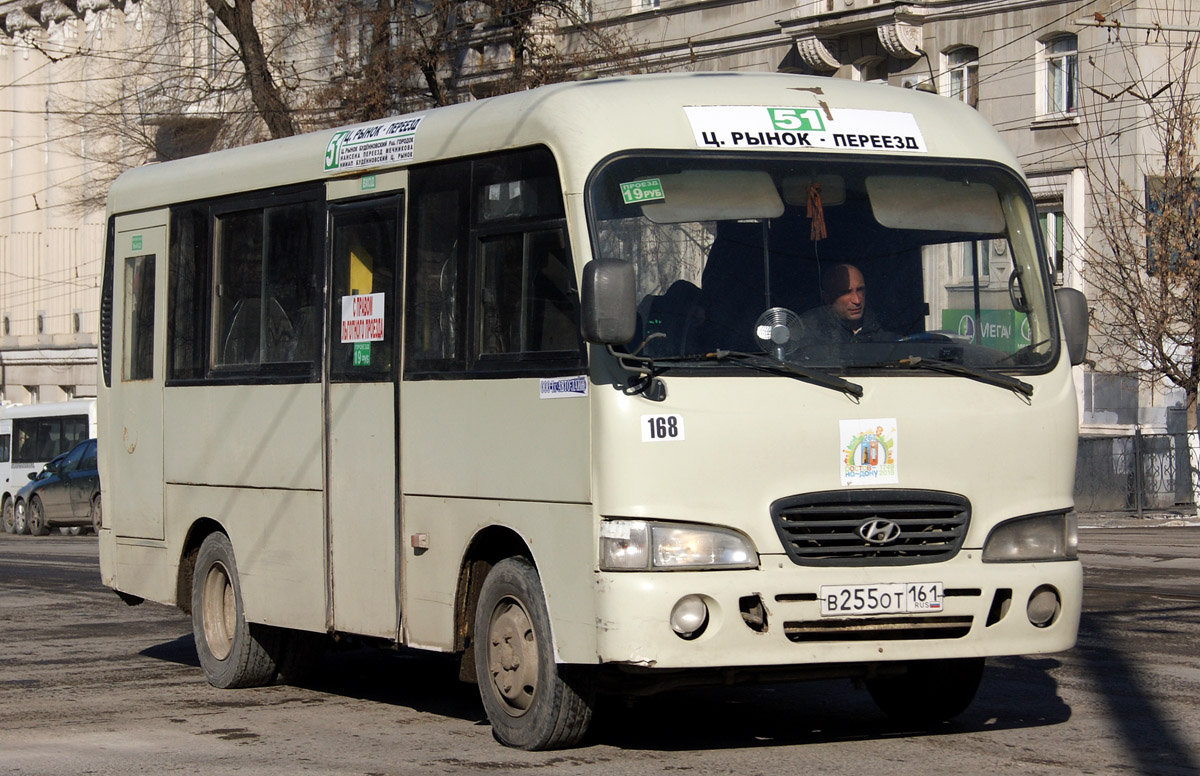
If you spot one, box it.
[642,414,684,442]
[540,376,588,399]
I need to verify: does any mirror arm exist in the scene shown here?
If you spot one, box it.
[606,345,667,401]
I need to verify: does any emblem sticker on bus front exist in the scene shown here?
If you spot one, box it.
[839,418,899,485]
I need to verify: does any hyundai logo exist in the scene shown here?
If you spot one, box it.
[858,519,902,545]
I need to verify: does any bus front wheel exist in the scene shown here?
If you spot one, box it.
[2,499,14,534]
[191,532,279,689]
[865,657,985,726]
[473,557,594,750]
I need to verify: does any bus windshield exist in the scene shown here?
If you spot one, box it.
[588,154,1057,373]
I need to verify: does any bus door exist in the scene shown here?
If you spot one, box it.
[326,194,404,638]
[112,216,167,540]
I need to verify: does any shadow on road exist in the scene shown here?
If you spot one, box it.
[141,635,484,724]
[587,655,1071,751]
[141,632,1073,751]
[1077,600,1200,776]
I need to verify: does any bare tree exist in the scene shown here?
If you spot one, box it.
[304,0,646,126]
[53,0,644,210]
[1081,30,1200,427]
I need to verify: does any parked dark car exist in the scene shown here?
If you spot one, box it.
[15,438,100,536]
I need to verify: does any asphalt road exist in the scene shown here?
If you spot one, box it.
[1,526,1198,775]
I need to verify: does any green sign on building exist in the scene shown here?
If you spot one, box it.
[941,309,1031,351]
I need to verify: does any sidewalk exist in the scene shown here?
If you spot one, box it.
[1077,506,1200,529]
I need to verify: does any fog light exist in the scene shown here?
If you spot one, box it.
[670,594,709,640]
[1027,585,1061,628]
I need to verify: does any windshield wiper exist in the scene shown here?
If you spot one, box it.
[862,355,1033,398]
[704,350,864,398]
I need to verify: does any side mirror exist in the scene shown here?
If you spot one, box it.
[1055,287,1089,366]
[27,471,37,481]
[581,259,636,345]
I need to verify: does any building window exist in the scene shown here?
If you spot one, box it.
[961,241,991,280]
[1038,207,1066,284]
[633,0,659,9]
[1042,35,1077,116]
[854,57,887,84]
[943,47,978,107]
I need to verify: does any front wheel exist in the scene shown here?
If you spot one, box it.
[2,499,14,534]
[473,557,594,750]
[27,496,50,536]
[191,532,280,689]
[866,657,985,726]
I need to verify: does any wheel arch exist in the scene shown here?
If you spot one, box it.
[176,517,226,614]
[453,525,534,679]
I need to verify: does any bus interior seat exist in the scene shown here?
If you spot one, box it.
[636,280,702,357]
[222,298,295,364]
[287,305,321,362]
[697,225,769,352]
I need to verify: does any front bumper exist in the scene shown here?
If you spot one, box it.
[591,550,1081,668]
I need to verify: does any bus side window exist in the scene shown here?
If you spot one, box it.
[211,198,321,371]
[331,198,400,379]
[123,254,156,381]
[406,162,469,374]
[478,228,577,358]
[0,433,10,464]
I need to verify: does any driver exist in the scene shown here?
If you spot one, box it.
[800,263,892,343]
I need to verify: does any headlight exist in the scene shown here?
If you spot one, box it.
[982,511,1078,562]
[599,520,758,571]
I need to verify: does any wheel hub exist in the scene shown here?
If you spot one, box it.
[487,598,538,715]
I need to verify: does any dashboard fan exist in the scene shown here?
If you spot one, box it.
[754,307,802,358]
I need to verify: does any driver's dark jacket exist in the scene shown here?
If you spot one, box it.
[799,305,894,343]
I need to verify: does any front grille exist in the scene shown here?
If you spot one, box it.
[770,490,970,566]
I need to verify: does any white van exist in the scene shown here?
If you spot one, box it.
[0,398,97,533]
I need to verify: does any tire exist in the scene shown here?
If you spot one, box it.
[191,532,280,689]
[473,557,595,750]
[90,494,103,533]
[2,499,14,534]
[866,657,985,726]
[27,496,50,536]
[12,500,28,535]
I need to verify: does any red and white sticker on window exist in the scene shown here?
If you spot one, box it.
[341,293,385,343]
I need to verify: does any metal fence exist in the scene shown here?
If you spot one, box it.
[1075,431,1199,514]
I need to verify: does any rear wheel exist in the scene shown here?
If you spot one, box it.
[27,496,50,536]
[191,532,279,689]
[866,657,985,726]
[473,557,594,750]
[2,499,14,534]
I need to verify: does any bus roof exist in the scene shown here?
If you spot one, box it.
[0,399,96,419]
[106,71,1020,216]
